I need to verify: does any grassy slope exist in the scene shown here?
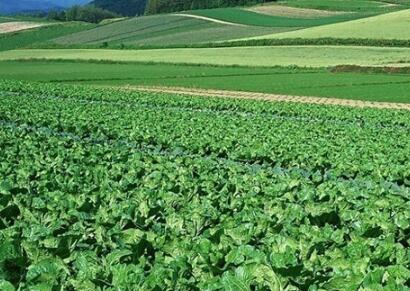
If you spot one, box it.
[0,22,95,51]
[253,9,410,40]
[0,60,409,103]
[52,15,287,47]
[0,17,15,23]
[1,46,410,67]
[189,8,372,27]
[187,0,408,27]
[281,0,409,12]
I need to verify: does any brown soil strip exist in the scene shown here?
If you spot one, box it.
[128,86,410,111]
[0,22,46,34]
[245,4,347,18]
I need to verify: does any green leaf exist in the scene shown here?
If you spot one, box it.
[105,249,133,266]
[0,280,15,291]
[222,272,250,291]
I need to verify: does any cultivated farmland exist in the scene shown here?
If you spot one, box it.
[1,46,410,67]
[1,60,410,103]
[0,23,95,52]
[188,7,370,27]
[0,22,47,34]
[0,0,410,290]
[0,80,409,290]
[253,9,410,40]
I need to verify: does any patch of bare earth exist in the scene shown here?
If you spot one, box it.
[0,22,45,34]
[128,86,410,111]
[245,4,347,18]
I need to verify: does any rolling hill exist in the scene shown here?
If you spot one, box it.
[51,14,289,47]
[251,9,410,40]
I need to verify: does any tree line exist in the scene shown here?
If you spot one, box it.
[47,5,118,23]
[47,0,274,23]
[145,0,272,14]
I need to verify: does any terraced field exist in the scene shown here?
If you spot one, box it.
[1,80,409,290]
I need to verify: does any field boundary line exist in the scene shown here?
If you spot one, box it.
[173,13,247,26]
[130,86,410,111]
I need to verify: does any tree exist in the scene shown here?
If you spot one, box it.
[90,0,148,17]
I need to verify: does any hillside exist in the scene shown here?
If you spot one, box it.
[0,0,90,14]
[40,0,410,48]
[251,9,410,40]
[0,22,95,51]
[51,14,288,47]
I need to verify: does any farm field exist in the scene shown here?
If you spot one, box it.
[1,0,410,290]
[0,22,48,34]
[188,7,366,27]
[252,9,410,41]
[51,15,287,47]
[245,4,348,18]
[0,23,95,51]
[0,80,409,290]
[1,60,410,103]
[1,46,410,67]
[281,0,410,12]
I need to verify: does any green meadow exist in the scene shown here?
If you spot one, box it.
[252,9,410,40]
[0,22,95,51]
[1,60,409,103]
[1,46,410,67]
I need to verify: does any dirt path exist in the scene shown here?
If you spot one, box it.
[174,13,246,26]
[0,22,45,34]
[130,86,410,111]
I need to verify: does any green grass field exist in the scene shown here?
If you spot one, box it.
[1,60,409,103]
[253,9,410,40]
[280,0,409,12]
[51,15,287,47]
[0,22,95,51]
[0,17,15,23]
[1,46,410,67]
[189,7,373,27]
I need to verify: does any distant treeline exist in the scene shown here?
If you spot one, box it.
[48,5,118,23]
[47,0,275,22]
[145,0,274,14]
[90,0,147,17]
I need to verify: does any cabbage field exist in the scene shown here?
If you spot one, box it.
[0,80,409,290]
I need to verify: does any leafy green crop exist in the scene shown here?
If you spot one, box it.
[0,80,409,290]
